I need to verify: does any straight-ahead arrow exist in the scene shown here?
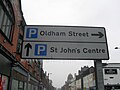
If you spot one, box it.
[91,32,104,38]
[24,43,32,56]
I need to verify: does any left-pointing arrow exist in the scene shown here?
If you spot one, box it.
[24,43,32,56]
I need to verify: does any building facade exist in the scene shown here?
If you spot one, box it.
[0,0,53,90]
[61,63,120,90]
[0,0,16,90]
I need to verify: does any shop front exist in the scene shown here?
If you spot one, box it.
[0,45,13,90]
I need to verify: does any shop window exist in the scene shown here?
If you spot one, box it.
[0,74,8,90]
[2,75,8,90]
[11,79,18,90]
[0,75,2,90]
[33,86,38,90]
[28,84,32,90]
[31,85,33,90]
[12,79,27,90]
[24,82,27,90]
[18,81,24,90]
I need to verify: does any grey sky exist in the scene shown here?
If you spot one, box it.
[21,0,120,88]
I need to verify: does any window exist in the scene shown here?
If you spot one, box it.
[0,0,14,41]
[0,74,2,90]
[28,84,32,90]
[0,5,4,29]
[24,82,27,90]
[12,79,27,90]
[2,13,8,33]
[2,75,8,90]
[0,11,13,41]
[18,81,24,90]
[33,86,38,90]
[104,69,117,74]
[0,74,9,90]
[17,34,23,54]
[11,79,18,90]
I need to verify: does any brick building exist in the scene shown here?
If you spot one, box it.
[0,0,52,90]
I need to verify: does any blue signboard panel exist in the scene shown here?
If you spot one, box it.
[26,28,38,38]
[34,44,47,56]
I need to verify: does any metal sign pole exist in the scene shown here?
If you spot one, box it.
[94,60,104,90]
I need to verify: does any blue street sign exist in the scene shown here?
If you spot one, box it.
[26,28,38,38]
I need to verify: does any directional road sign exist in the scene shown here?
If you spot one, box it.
[22,42,109,60]
[22,25,109,60]
[24,25,106,43]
